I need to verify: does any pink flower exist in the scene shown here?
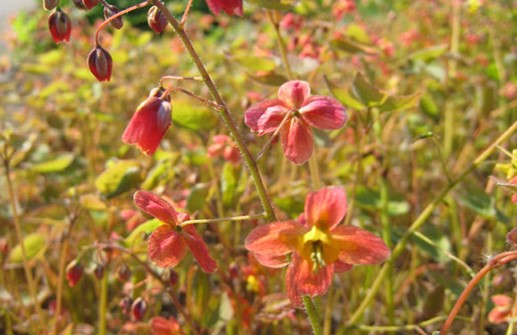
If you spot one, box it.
[122,95,171,156]
[150,316,183,335]
[134,191,217,273]
[245,81,347,165]
[245,187,389,306]
[488,295,514,324]
[205,0,243,16]
[207,135,240,164]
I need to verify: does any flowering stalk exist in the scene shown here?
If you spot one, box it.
[179,213,266,228]
[151,0,277,222]
[303,295,323,335]
[95,0,150,44]
[348,119,517,325]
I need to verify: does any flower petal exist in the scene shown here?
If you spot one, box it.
[205,0,243,16]
[257,105,290,134]
[148,225,187,268]
[253,253,290,268]
[492,294,513,307]
[280,117,313,165]
[300,96,347,130]
[334,261,353,273]
[245,221,305,257]
[278,80,311,108]
[182,225,217,273]
[304,186,347,229]
[285,253,333,307]
[134,191,179,226]
[244,99,285,132]
[332,225,390,265]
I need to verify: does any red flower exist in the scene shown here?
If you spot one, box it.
[245,187,389,306]
[48,9,71,43]
[66,259,84,287]
[488,295,514,324]
[207,135,240,164]
[245,80,347,165]
[87,45,113,82]
[122,95,171,156]
[150,316,183,335]
[134,191,217,273]
[205,0,243,16]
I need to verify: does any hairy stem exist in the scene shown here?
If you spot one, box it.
[303,296,323,335]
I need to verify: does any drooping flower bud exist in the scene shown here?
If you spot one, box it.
[147,6,167,34]
[117,263,132,282]
[103,4,124,30]
[94,264,105,280]
[48,9,72,43]
[87,45,113,82]
[119,297,133,315]
[66,260,84,287]
[131,297,147,321]
[122,96,172,156]
[43,0,59,11]
[71,0,87,10]
[82,0,99,10]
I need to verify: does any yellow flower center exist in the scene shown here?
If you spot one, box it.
[300,225,341,271]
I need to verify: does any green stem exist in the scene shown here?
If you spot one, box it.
[348,120,517,325]
[355,315,456,332]
[152,0,277,223]
[303,296,323,335]
[98,267,108,335]
[309,153,321,189]
[266,10,294,80]
[180,213,265,227]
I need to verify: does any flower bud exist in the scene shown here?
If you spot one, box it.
[131,297,147,321]
[71,0,87,10]
[103,4,124,30]
[147,6,167,34]
[48,9,71,43]
[43,0,59,11]
[94,264,105,280]
[82,0,99,10]
[66,260,84,287]
[87,45,113,82]
[117,263,131,282]
[148,87,171,102]
[119,297,133,315]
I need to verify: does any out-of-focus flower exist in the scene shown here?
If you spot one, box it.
[399,30,420,47]
[48,9,71,43]
[488,295,514,324]
[500,82,517,100]
[87,45,113,82]
[206,0,243,16]
[66,259,84,287]
[332,0,356,20]
[245,187,390,306]
[207,135,240,164]
[147,5,168,34]
[122,94,172,156]
[150,316,184,335]
[245,80,347,165]
[82,0,99,10]
[134,191,217,273]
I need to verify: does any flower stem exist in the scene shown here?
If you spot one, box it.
[347,120,517,325]
[180,213,266,227]
[152,0,277,223]
[266,9,294,80]
[98,266,108,335]
[303,295,323,335]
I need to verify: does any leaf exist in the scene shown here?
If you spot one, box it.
[409,44,448,62]
[458,188,508,223]
[31,153,75,173]
[80,194,107,211]
[95,160,142,199]
[351,73,388,107]
[232,54,276,72]
[9,233,47,264]
[324,76,365,110]
[172,100,217,132]
[125,219,161,248]
[355,186,409,216]
[346,24,371,44]
[141,159,176,190]
[248,72,288,86]
[274,196,305,219]
[331,38,377,55]
[419,93,440,119]
[221,163,238,208]
[186,184,210,212]
[378,92,422,113]
[247,0,296,10]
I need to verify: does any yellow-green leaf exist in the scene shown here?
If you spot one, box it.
[9,233,47,264]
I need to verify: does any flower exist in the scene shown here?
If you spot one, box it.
[134,191,217,273]
[150,316,183,335]
[245,80,347,165]
[66,259,84,287]
[205,0,243,16]
[87,45,113,82]
[48,9,71,43]
[488,294,514,324]
[245,186,389,306]
[207,135,240,164]
[122,94,172,156]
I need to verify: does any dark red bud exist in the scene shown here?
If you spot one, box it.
[66,260,84,287]
[119,297,133,315]
[71,0,87,10]
[165,269,179,286]
[103,4,124,30]
[0,238,8,255]
[147,6,167,34]
[48,9,71,43]
[148,87,171,102]
[94,264,105,280]
[507,228,517,248]
[87,45,113,82]
[43,0,59,10]
[117,263,131,282]
[131,297,147,321]
[82,0,99,10]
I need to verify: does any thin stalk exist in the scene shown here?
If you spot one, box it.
[308,152,321,189]
[98,268,108,335]
[180,213,266,227]
[355,315,455,332]
[303,296,323,335]
[95,1,150,44]
[180,0,194,26]
[379,178,394,327]
[347,120,517,325]
[266,10,294,80]
[152,0,277,222]
[3,160,45,333]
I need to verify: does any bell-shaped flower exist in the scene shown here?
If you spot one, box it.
[122,94,171,156]
[245,80,347,165]
[48,9,71,43]
[245,186,389,306]
[147,5,168,34]
[87,45,113,82]
[134,191,217,273]
[205,0,243,16]
[103,4,124,29]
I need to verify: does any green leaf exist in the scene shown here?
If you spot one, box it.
[186,184,210,212]
[247,0,296,10]
[172,100,217,132]
[221,163,238,208]
[141,159,176,190]
[331,38,377,55]
[9,233,47,264]
[232,54,276,72]
[346,24,371,44]
[125,219,161,248]
[95,160,142,199]
[419,93,440,119]
[324,76,365,110]
[378,92,422,113]
[31,153,75,173]
[274,196,305,219]
[351,73,388,107]
[409,44,448,62]
[248,72,288,86]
